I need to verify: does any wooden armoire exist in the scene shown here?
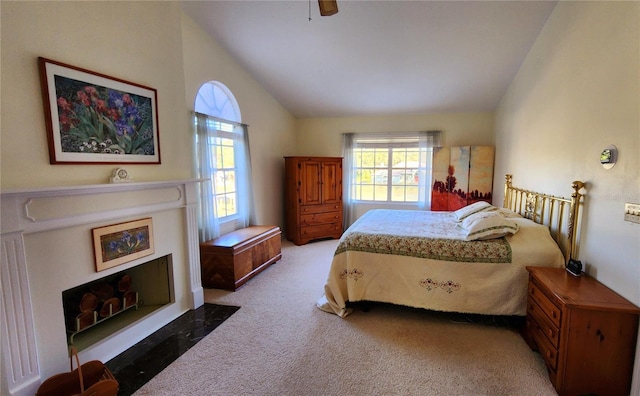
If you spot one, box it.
[431,146,495,211]
[284,157,343,245]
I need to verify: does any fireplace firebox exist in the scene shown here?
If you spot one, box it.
[62,255,172,351]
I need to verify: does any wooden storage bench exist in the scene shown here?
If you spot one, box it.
[200,226,282,291]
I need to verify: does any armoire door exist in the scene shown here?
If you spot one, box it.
[320,160,341,204]
[300,160,321,205]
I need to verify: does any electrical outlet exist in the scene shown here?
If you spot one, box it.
[624,203,640,224]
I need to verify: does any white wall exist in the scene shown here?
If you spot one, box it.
[1,1,191,187]
[180,14,297,229]
[496,0,639,307]
[495,2,640,392]
[296,112,495,157]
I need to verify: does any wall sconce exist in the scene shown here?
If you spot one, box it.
[600,144,617,170]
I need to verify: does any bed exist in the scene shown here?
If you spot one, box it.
[317,174,585,318]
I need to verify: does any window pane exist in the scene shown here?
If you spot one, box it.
[214,170,226,192]
[374,185,388,201]
[374,150,388,168]
[360,185,374,201]
[225,192,237,215]
[225,170,236,192]
[359,149,376,167]
[391,186,406,202]
[406,185,419,201]
[215,196,227,218]
[222,147,235,169]
[360,169,373,184]
[392,149,406,167]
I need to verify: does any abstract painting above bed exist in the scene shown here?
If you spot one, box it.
[316,208,565,318]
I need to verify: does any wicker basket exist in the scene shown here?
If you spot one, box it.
[36,347,118,396]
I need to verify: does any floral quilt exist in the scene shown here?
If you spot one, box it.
[317,209,565,318]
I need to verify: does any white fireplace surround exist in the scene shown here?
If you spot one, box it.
[1,179,204,396]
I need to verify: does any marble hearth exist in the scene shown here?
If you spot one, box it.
[1,180,204,396]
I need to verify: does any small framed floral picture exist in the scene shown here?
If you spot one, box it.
[38,57,161,164]
[92,218,154,272]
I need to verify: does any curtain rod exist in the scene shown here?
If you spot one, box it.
[193,111,249,128]
[341,130,440,135]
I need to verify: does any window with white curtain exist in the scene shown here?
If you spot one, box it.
[342,131,441,227]
[194,81,254,242]
[197,117,240,219]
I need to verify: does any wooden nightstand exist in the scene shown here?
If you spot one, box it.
[524,266,640,396]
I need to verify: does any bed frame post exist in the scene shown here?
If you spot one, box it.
[567,180,585,262]
[503,174,512,209]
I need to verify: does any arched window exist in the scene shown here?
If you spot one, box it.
[195,81,241,122]
[194,82,253,241]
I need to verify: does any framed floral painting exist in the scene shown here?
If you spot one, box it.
[38,57,161,164]
[93,218,154,272]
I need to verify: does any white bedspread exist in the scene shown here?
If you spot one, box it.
[317,209,564,318]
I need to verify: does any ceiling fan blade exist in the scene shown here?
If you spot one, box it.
[319,0,338,16]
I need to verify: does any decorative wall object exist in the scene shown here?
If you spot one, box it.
[431,146,495,211]
[600,144,617,169]
[38,57,161,164]
[110,167,133,183]
[93,218,154,271]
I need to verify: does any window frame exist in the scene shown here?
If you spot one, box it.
[349,137,434,204]
[197,118,242,221]
[194,81,250,236]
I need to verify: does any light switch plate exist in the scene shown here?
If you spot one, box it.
[624,203,640,224]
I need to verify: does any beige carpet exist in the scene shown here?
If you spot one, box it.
[134,239,557,396]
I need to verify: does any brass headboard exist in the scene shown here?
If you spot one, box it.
[503,174,585,264]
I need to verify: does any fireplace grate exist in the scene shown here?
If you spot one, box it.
[69,292,139,344]
[62,255,171,351]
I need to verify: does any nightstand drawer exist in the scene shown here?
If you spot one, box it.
[528,280,561,327]
[527,299,560,347]
[526,316,558,371]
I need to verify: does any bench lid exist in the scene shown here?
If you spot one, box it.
[201,226,280,249]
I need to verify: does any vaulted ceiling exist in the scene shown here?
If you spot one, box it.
[181,1,557,118]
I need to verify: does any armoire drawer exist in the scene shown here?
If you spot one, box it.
[301,211,342,226]
[301,223,342,239]
[300,203,342,215]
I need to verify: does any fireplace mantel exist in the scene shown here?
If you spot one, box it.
[1,179,204,233]
[1,179,204,396]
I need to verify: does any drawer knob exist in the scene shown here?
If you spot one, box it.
[547,329,553,337]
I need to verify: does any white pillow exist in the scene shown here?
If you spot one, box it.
[453,201,495,221]
[461,211,520,241]
[494,207,523,219]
